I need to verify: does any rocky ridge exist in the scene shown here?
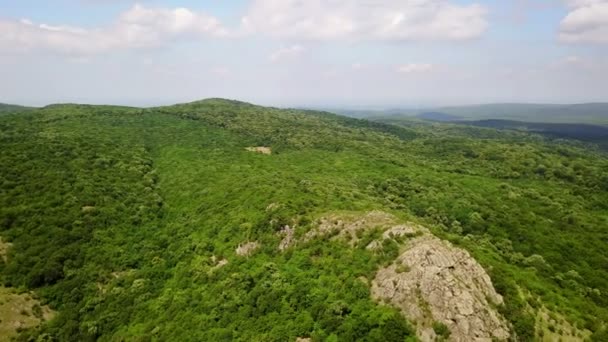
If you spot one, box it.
[304,211,511,341]
[371,234,510,341]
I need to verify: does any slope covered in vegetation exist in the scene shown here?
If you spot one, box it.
[0,103,34,114]
[0,99,607,341]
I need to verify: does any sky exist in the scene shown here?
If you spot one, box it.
[0,0,607,107]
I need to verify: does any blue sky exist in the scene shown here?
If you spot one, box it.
[0,0,607,107]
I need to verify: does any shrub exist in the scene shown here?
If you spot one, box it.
[432,321,450,340]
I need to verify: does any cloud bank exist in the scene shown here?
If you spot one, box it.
[0,0,491,56]
[0,4,226,55]
[559,0,608,43]
[242,0,488,41]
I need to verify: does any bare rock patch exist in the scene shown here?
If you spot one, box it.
[236,241,260,257]
[371,235,510,342]
[210,255,229,271]
[288,211,511,341]
[278,225,295,251]
[304,211,408,246]
[245,146,271,155]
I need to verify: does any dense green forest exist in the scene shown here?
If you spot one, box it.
[0,103,34,114]
[0,99,607,341]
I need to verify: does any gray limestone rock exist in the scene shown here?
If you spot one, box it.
[372,235,510,342]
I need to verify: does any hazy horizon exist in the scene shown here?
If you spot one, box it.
[5,98,608,111]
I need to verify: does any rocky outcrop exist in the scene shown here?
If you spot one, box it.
[372,235,510,342]
[382,224,422,239]
[303,211,425,251]
[236,241,260,257]
[297,211,510,341]
[367,224,426,251]
[304,211,403,245]
[245,146,271,155]
[278,225,295,251]
[210,255,228,270]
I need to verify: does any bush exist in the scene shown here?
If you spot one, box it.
[432,321,450,340]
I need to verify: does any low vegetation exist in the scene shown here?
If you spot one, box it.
[0,287,54,341]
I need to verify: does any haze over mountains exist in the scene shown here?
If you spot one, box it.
[333,103,608,125]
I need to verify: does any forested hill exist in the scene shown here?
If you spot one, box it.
[0,99,607,341]
[0,103,34,114]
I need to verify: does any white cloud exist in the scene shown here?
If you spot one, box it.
[242,0,488,41]
[0,4,226,55]
[559,0,608,43]
[269,45,304,62]
[397,63,434,73]
[565,0,604,6]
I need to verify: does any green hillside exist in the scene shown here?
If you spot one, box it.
[0,99,607,341]
[0,103,34,114]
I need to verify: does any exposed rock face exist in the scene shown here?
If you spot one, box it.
[278,225,295,251]
[236,241,260,256]
[299,211,510,341]
[382,224,422,239]
[245,146,272,155]
[367,224,426,250]
[210,255,228,270]
[304,211,400,245]
[372,235,510,342]
[302,211,424,250]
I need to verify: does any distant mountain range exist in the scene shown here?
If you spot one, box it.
[415,112,463,121]
[334,103,608,125]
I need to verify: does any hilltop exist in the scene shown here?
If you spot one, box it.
[0,99,607,341]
